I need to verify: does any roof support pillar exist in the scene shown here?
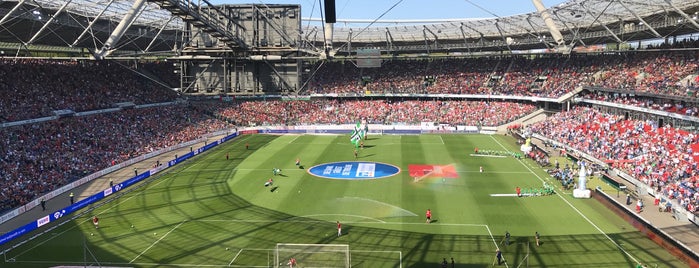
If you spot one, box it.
[531,0,565,46]
[94,0,146,59]
[72,0,115,47]
[384,28,393,50]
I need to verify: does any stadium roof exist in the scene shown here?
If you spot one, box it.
[309,0,699,47]
[0,0,698,54]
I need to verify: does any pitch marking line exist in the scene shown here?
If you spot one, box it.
[485,224,509,268]
[336,197,419,217]
[287,135,301,144]
[195,218,489,228]
[489,135,640,264]
[439,135,445,144]
[5,165,189,260]
[228,248,244,266]
[459,171,530,174]
[470,154,507,158]
[130,220,186,264]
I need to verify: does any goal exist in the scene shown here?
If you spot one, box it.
[275,243,350,268]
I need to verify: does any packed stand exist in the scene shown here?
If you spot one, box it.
[582,91,698,117]
[305,52,698,99]
[199,99,537,127]
[307,57,567,97]
[0,59,179,122]
[589,51,698,97]
[528,106,699,213]
[0,104,232,213]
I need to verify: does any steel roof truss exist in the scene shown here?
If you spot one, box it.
[144,15,173,52]
[663,0,699,30]
[580,1,623,43]
[26,0,72,45]
[617,0,661,38]
[0,0,26,26]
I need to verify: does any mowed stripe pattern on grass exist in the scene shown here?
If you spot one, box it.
[2,134,685,268]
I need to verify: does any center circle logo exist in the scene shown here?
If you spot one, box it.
[307,161,401,180]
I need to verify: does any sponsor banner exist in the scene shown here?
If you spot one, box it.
[0,224,31,246]
[308,161,400,180]
[0,210,19,224]
[384,129,421,135]
[261,129,288,134]
[240,130,258,135]
[150,163,168,175]
[103,187,113,197]
[0,116,57,128]
[74,108,120,117]
[120,172,151,189]
[36,215,50,228]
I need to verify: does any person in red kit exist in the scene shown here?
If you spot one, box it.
[337,221,342,236]
[426,209,432,224]
[92,216,99,229]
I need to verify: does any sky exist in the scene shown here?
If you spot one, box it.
[208,0,569,22]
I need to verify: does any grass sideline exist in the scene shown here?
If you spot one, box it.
[1,134,685,267]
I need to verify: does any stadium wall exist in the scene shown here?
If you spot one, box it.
[593,188,699,267]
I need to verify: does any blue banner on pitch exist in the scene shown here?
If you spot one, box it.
[307,161,400,180]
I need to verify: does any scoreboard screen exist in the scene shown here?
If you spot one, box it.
[355,49,382,68]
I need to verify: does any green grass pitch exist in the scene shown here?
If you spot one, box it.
[1,134,684,267]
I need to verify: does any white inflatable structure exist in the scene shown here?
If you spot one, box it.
[573,161,592,198]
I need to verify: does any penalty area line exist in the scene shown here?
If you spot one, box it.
[228,248,244,266]
[485,225,510,268]
[130,220,186,264]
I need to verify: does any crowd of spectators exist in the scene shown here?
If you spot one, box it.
[0,104,233,213]
[528,106,699,213]
[2,52,696,124]
[0,59,178,122]
[582,91,698,117]
[306,51,698,100]
[0,98,534,213]
[200,99,537,127]
[1,51,697,215]
[306,57,589,98]
[590,52,698,96]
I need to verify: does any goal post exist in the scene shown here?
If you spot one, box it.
[275,243,350,268]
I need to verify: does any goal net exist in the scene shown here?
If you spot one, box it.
[275,243,350,268]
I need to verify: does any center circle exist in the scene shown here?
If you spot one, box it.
[307,161,401,180]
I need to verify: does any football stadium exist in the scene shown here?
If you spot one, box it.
[0,0,699,267]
